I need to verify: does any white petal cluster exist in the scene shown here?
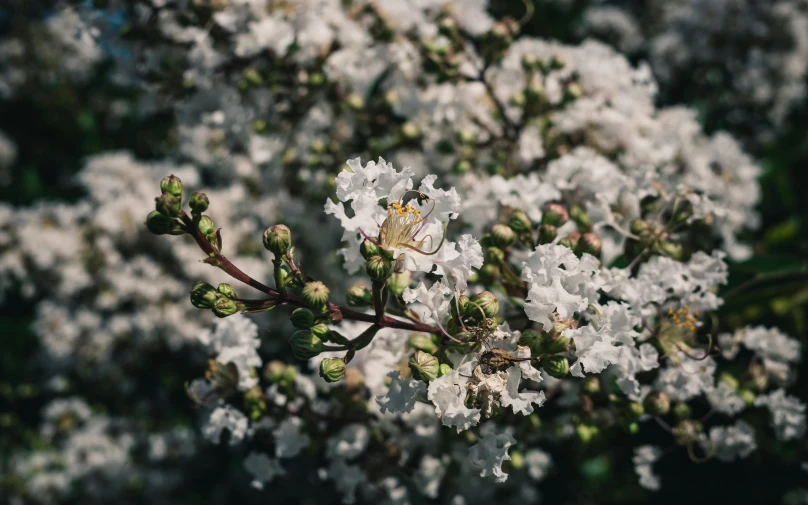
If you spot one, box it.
[702,421,757,462]
[468,431,516,483]
[633,445,662,490]
[754,389,807,441]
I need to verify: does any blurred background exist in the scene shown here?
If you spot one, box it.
[0,1,806,504]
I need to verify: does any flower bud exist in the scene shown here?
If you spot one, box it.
[479,264,500,284]
[263,224,292,256]
[388,271,411,297]
[643,391,670,416]
[673,420,702,446]
[191,281,220,309]
[289,330,325,360]
[198,216,215,236]
[569,206,589,229]
[673,402,691,419]
[451,295,470,318]
[155,192,180,217]
[189,192,209,213]
[518,329,545,357]
[409,351,440,381]
[577,424,599,443]
[290,308,315,329]
[470,291,500,318]
[582,376,600,394]
[543,332,572,354]
[264,360,286,383]
[146,210,175,235]
[542,355,569,378]
[627,402,644,418]
[438,363,452,377]
[508,209,531,233]
[541,203,569,227]
[485,247,505,263]
[346,284,372,307]
[319,358,346,383]
[739,389,756,405]
[310,323,330,340]
[302,281,330,311]
[408,333,438,354]
[217,283,237,299]
[366,255,393,282]
[537,224,557,245]
[360,239,380,260]
[576,233,602,257]
[558,232,580,251]
[490,224,516,248]
[160,175,183,198]
[213,297,239,318]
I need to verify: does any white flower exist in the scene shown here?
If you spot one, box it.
[202,405,248,446]
[655,353,716,402]
[427,366,481,433]
[633,445,662,491]
[327,424,370,460]
[402,282,452,325]
[273,418,310,459]
[414,455,446,498]
[499,366,546,416]
[566,324,623,378]
[243,452,284,490]
[468,431,516,483]
[755,389,806,441]
[376,371,427,415]
[525,448,552,481]
[702,421,757,462]
[706,382,745,416]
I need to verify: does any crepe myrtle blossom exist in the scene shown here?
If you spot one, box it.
[325,158,481,289]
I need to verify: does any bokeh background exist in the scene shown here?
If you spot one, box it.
[1,1,806,504]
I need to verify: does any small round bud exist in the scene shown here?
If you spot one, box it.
[627,402,644,418]
[576,233,602,257]
[576,424,598,443]
[189,192,209,213]
[453,159,472,174]
[508,209,531,233]
[346,93,364,110]
[155,192,180,218]
[673,402,691,419]
[643,391,670,416]
[408,333,438,354]
[190,281,219,309]
[213,298,239,318]
[146,210,175,235]
[518,329,545,357]
[549,55,565,70]
[346,284,372,307]
[537,224,557,245]
[451,295,470,318]
[438,363,452,377]
[581,376,600,394]
[264,360,286,383]
[388,271,412,297]
[491,224,516,248]
[360,239,380,260]
[569,206,589,228]
[290,308,315,329]
[630,219,649,236]
[216,283,237,299]
[673,419,702,446]
[263,224,292,256]
[302,281,330,311]
[366,255,393,282]
[319,358,346,383]
[289,330,325,360]
[718,372,739,390]
[310,323,330,340]
[160,175,183,198]
[485,247,505,263]
[739,389,756,405]
[401,122,420,140]
[542,355,569,379]
[558,232,580,251]
[409,351,440,381]
[470,291,500,319]
[541,203,569,227]
[198,216,215,236]
[479,264,500,284]
[543,333,572,354]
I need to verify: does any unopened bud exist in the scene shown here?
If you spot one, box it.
[508,209,532,233]
[189,192,209,213]
[485,247,505,263]
[346,284,372,307]
[401,122,420,140]
[577,424,599,443]
[360,239,380,260]
[217,283,237,299]
[627,402,644,418]
[576,233,602,257]
[366,255,393,281]
[541,203,569,227]
[146,210,175,235]
[190,281,219,309]
[543,332,572,354]
[542,355,569,378]
[409,351,440,381]
[290,308,315,329]
[155,192,180,217]
[319,358,346,383]
[310,323,330,340]
[673,419,702,446]
[470,291,500,318]
[479,264,500,284]
[264,360,286,383]
[388,271,411,297]
[643,391,670,416]
[160,175,183,198]
[302,281,330,311]
[213,297,240,318]
[490,224,516,248]
[569,206,589,229]
[263,224,292,256]
[558,232,580,250]
[346,93,364,110]
[198,216,215,236]
[289,330,325,360]
[438,363,452,377]
[673,402,691,419]
[518,329,545,357]
[408,333,438,354]
[538,224,557,245]
[582,376,600,394]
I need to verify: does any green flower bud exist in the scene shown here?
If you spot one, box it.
[508,209,532,233]
[310,323,330,340]
[627,402,644,418]
[263,224,292,256]
[538,224,557,245]
[160,174,183,198]
[401,122,420,140]
[409,351,440,381]
[190,281,220,309]
[155,192,180,217]
[569,206,589,228]
[457,129,476,145]
[518,329,545,357]
[302,281,330,311]
[146,210,175,235]
[542,355,569,379]
[388,271,412,297]
[360,239,380,260]
[509,91,526,107]
[739,389,756,405]
[582,376,600,394]
[213,297,240,318]
[217,283,237,299]
[437,363,452,378]
[576,424,598,443]
[549,55,566,70]
[451,295,470,318]
[630,219,649,236]
[454,159,472,174]
[408,333,438,354]
[198,216,215,236]
[643,391,670,416]
[673,402,691,419]
[485,247,505,264]
[541,203,569,227]
[543,333,572,354]
[290,308,315,329]
[319,358,346,383]
[264,360,286,383]
[718,372,739,390]
[469,291,500,318]
[366,255,393,282]
[576,233,602,258]
[189,192,209,213]
[289,330,325,360]
[346,284,372,307]
[479,264,500,284]
[490,224,516,248]
[346,93,364,110]
[558,232,580,251]
[673,419,702,446]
